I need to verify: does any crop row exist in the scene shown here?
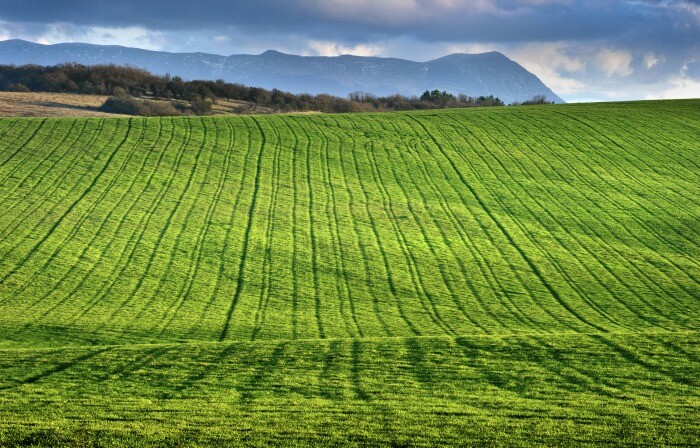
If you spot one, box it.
[0,101,697,346]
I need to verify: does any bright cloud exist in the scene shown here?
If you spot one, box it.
[645,61,700,99]
[301,0,500,24]
[32,23,168,50]
[644,52,661,69]
[655,77,700,99]
[597,48,633,77]
[0,22,10,41]
[506,43,585,94]
[307,40,384,57]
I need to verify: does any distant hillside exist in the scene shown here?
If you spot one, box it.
[0,63,509,116]
[0,39,564,104]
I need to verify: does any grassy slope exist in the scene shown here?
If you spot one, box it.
[0,91,278,117]
[0,91,120,117]
[0,100,698,446]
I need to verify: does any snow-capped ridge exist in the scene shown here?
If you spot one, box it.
[0,39,564,104]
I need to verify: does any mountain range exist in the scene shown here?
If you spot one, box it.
[0,39,564,104]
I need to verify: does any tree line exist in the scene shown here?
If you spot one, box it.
[0,63,524,115]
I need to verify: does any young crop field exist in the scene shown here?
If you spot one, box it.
[0,100,698,446]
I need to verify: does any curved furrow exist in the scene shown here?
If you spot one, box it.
[367,114,495,332]
[0,120,36,174]
[303,115,364,337]
[250,115,283,341]
[339,114,430,335]
[444,113,651,329]
[322,115,394,337]
[0,119,102,240]
[551,110,699,233]
[394,115,560,332]
[211,118,278,341]
[196,118,252,333]
[395,115,544,332]
[436,121,581,328]
[0,119,123,271]
[289,117,301,339]
[67,118,193,324]
[390,116,512,332]
[492,111,698,313]
[0,120,61,195]
[255,116,303,340]
[351,126,454,335]
[0,119,27,145]
[544,119,697,293]
[26,118,173,324]
[0,118,134,287]
[330,114,419,336]
[476,112,681,327]
[0,118,82,213]
[406,113,611,333]
[522,110,700,275]
[15,118,154,317]
[623,108,700,165]
[293,117,326,338]
[154,118,235,336]
[443,115,637,331]
[589,107,700,178]
[583,110,699,209]
[14,118,151,312]
[102,117,212,330]
[218,116,267,342]
[651,103,700,130]
[1,103,695,350]
[595,109,700,174]
[306,121,326,339]
[405,113,599,332]
[0,118,48,169]
[360,123,455,335]
[282,114,325,339]
[371,116,490,333]
[284,116,339,338]
[154,118,228,336]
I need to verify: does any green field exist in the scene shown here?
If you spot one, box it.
[0,100,698,446]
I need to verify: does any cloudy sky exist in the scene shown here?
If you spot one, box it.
[0,0,698,102]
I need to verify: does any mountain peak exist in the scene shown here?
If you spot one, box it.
[0,39,564,103]
[428,51,509,62]
[260,49,287,57]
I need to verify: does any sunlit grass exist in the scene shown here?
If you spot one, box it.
[0,100,698,446]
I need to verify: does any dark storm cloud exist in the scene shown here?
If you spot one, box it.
[4,1,312,31]
[0,0,693,43]
[0,0,697,101]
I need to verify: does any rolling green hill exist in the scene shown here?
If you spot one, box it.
[0,100,698,446]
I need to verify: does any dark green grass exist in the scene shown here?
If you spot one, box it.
[0,100,698,446]
[0,332,698,447]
